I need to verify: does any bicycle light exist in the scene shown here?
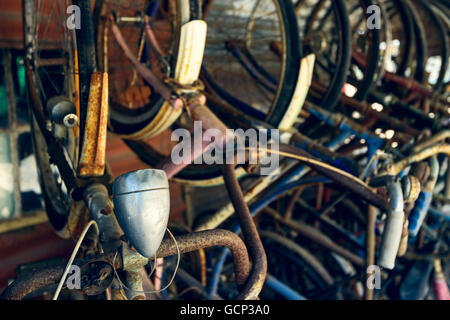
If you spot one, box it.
[112,169,170,258]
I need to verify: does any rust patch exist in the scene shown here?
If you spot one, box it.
[78,72,109,177]
[68,200,90,239]
[386,144,450,176]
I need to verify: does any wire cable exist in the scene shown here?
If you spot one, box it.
[112,228,180,295]
[52,220,100,300]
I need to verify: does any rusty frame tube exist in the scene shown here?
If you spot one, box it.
[386,144,450,176]
[157,136,212,179]
[118,245,149,300]
[351,49,431,97]
[309,81,419,137]
[285,185,307,220]
[124,270,146,300]
[290,132,357,169]
[1,229,251,300]
[78,72,109,177]
[0,264,65,300]
[275,144,388,211]
[412,130,450,153]
[223,164,267,300]
[157,99,234,179]
[154,229,250,289]
[35,57,68,68]
[384,72,431,98]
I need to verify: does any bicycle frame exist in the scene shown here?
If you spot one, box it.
[7,0,450,302]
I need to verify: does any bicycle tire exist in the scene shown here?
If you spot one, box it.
[124,0,301,186]
[389,0,415,77]
[351,0,382,102]
[95,0,202,135]
[414,0,449,91]
[404,0,427,84]
[301,0,352,111]
[25,0,96,237]
[201,0,302,128]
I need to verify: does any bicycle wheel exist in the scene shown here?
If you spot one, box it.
[95,0,201,136]
[380,0,415,77]
[124,0,301,186]
[257,187,367,299]
[403,0,427,84]
[24,0,95,237]
[430,0,450,88]
[201,0,302,127]
[296,0,352,111]
[411,0,449,91]
[258,231,336,300]
[346,0,383,102]
[96,0,226,186]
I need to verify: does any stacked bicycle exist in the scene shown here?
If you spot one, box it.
[1,0,449,300]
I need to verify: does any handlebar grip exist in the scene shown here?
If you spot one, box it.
[379,209,404,269]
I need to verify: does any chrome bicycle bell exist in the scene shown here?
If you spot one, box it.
[112,169,170,258]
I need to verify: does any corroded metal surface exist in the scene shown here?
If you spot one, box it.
[277,144,389,211]
[125,270,146,300]
[310,81,419,137]
[55,200,90,239]
[223,164,267,300]
[412,130,450,153]
[155,229,250,289]
[386,144,450,176]
[78,72,109,178]
[0,264,65,300]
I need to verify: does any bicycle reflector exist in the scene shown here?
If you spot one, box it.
[112,169,170,258]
